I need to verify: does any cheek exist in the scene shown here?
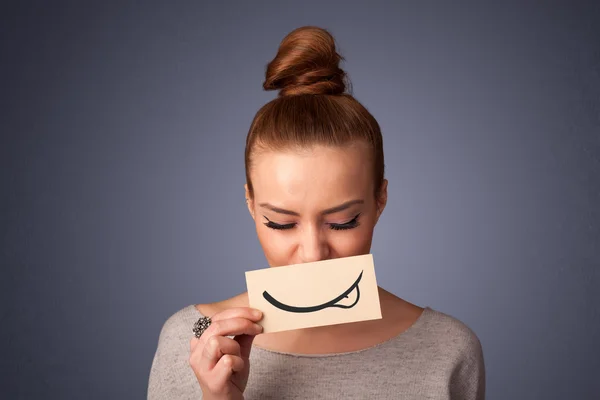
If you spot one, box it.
[331,224,375,257]
[255,223,294,266]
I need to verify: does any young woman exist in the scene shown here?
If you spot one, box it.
[148,26,485,400]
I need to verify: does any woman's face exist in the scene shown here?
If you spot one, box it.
[245,144,387,267]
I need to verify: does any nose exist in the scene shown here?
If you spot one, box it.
[298,224,330,263]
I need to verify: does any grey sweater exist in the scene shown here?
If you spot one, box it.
[147,304,485,399]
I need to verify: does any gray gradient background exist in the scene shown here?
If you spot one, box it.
[2,1,599,399]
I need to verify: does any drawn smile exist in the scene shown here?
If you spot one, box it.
[262,270,363,313]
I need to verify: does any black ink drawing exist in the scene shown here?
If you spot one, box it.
[262,270,363,313]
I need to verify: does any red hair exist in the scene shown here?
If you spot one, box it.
[245,26,385,198]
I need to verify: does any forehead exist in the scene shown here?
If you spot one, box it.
[250,144,373,205]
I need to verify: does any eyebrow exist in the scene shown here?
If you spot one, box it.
[258,199,364,216]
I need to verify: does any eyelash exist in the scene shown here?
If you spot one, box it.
[263,213,361,231]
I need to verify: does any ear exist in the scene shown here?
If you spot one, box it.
[244,183,255,221]
[374,179,388,224]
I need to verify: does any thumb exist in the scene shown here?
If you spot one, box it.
[235,334,258,360]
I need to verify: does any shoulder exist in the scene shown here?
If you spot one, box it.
[152,301,225,357]
[157,294,249,340]
[397,306,484,374]
[194,292,249,318]
[423,308,486,395]
[148,305,207,399]
[402,308,485,398]
[155,304,202,347]
[385,295,482,357]
[424,308,484,358]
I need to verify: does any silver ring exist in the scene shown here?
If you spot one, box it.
[192,316,212,338]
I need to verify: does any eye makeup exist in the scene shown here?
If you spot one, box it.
[330,213,361,230]
[262,216,295,230]
[262,213,361,231]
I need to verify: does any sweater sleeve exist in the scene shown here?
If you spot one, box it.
[449,330,486,400]
[147,309,204,400]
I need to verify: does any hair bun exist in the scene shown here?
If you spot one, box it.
[263,26,348,96]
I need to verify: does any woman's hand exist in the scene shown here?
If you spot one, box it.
[189,307,264,400]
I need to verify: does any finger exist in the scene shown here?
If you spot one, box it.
[202,317,263,341]
[214,336,242,358]
[210,307,263,324]
[190,337,200,352]
[217,354,245,373]
[201,336,242,370]
[205,355,243,395]
[235,333,259,360]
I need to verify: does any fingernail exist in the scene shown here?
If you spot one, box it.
[254,323,263,332]
[253,310,262,318]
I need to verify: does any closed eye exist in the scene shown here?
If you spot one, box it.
[263,216,295,230]
[329,213,361,230]
[263,213,361,231]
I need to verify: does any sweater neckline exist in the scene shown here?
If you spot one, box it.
[188,305,432,358]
